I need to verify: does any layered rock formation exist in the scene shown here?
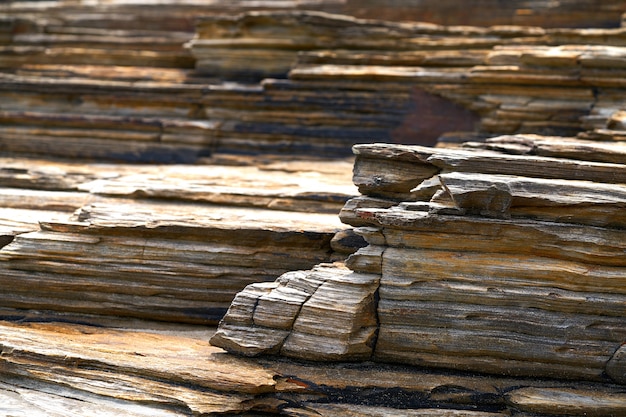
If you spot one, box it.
[189,10,626,145]
[2,7,626,163]
[212,137,626,389]
[1,1,626,415]
[0,156,356,324]
[3,320,626,416]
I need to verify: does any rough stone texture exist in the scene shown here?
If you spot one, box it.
[0,156,355,325]
[186,10,626,151]
[0,201,344,324]
[2,320,626,416]
[349,141,626,384]
[3,8,626,160]
[217,139,626,387]
[211,263,380,361]
[1,1,626,415]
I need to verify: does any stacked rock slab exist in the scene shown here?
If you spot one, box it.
[19,0,619,74]
[0,4,355,162]
[186,10,626,150]
[187,11,528,149]
[212,135,626,385]
[3,320,626,416]
[0,0,349,68]
[0,0,216,163]
[0,0,217,69]
[288,27,626,141]
[0,156,356,325]
[3,9,626,161]
[0,202,342,324]
[0,0,232,163]
[210,263,380,360]
[188,11,549,80]
[346,140,626,383]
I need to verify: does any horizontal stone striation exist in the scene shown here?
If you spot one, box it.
[211,263,380,360]
[214,136,626,386]
[0,156,354,325]
[3,319,626,416]
[343,139,626,383]
[188,10,626,147]
[4,9,626,160]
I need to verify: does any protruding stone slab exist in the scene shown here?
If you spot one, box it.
[211,263,380,361]
[0,197,345,325]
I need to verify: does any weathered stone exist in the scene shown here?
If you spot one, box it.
[0,154,357,326]
[352,144,626,194]
[221,140,626,387]
[345,245,385,274]
[2,2,626,414]
[432,171,626,227]
[330,228,368,256]
[1,320,624,416]
[211,264,380,361]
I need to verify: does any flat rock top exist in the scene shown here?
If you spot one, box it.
[69,199,347,234]
[0,154,356,237]
[1,320,624,417]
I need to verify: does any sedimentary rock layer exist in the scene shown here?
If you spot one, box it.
[3,9,626,160]
[213,136,626,385]
[186,10,626,148]
[211,263,380,360]
[0,155,355,324]
[3,320,626,416]
[349,140,626,382]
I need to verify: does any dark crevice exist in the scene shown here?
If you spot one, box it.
[0,234,14,249]
[311,385,507,413]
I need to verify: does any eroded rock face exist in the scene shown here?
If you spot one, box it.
[0,157,355,326]
[214,139,626,387]
[188,9,626,148]
[3,7,626,161]
[350,142,626,384]
[211,263,380,361]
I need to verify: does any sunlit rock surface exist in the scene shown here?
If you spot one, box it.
[0,1,625,415]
